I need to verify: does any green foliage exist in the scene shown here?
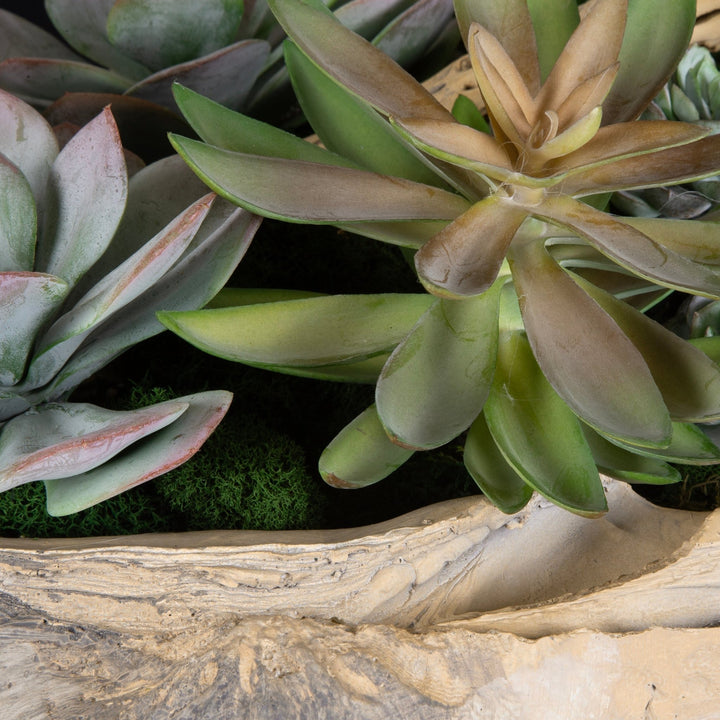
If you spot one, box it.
[164,0,720,518]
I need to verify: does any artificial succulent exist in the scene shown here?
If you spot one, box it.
[0,0,458,131]
[161,0,720,516]
[0,88,260,516]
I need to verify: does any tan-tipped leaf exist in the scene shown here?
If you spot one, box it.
[415,196,526,297]
[376,282,502,450]
[530,193,720,298]
[463,412,533,514]
[170,135,471,224]
[158,293,434,367]
[453,0,540,94]
[468,23,533,147]
[536,0,626,115]
[268,0,452,122]
[560,134,720,196]
[484,330,607,516]
[319,404,414,489]
[508,238,672,447]
[571,271,720,422]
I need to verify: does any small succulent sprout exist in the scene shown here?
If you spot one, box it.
[163,0,720,515]
[0,0,457,134]
[0,88,261,514]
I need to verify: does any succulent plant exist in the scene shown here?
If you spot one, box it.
[613,43,720,219]
[0,88,261,516]
[0,0,458,131]
[161,0,720,516]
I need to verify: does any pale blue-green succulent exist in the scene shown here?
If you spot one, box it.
[0,88,261,515]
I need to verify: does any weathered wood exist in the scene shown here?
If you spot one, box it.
[1,481,719,718]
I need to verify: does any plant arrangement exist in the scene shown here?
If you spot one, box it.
[159,0,720,517]
[0,0,458,131]
[0,87,261,517]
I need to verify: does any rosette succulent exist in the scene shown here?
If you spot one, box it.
[162,0,720,516]
[0,0,457,129]
[0,88,260,516]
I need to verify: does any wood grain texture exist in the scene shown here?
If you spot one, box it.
[1,481,719,718]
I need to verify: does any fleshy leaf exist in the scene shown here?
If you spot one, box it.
[27,194,215,389]
[463,412,533,513]
[37,106,127,286]
[285,40,443,185]
[508,238,672,447]
[484,330,607,516]
[41,207,261,401]
[601,0,696,124]
[0,58,132,106]
[44,390,232,515]
[106,0,245,71]
[0,398,189,491]
[530,193,720,298]
[581,425,681,485]
[0,9,83,62]
[173,82,356,167]
[0,272,69,386]
[415,195,526,297]
[319,404,414,489]
[127,40,271,112]
[45,0,150,80]
[0,88,58,205]
[571,271,720,422]
[334,0,420,39]
[602,420,720,466]
[526,0,579,82]
[158,293,434,367]
[268,0,452,121]
[453,0,540,94]
[377,282,501,449]
[0,155,37,271]
[169,135,471,223]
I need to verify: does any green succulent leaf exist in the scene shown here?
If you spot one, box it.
[581,425,681,485]
[319,404,415,489]
[106,0,246,71]
[571,271,720,422]
[44,390,232,516]
[463,411,533,513]
[335,219,450,250]
[169,135,471,223]
[0,88,58,204]
[484,330,607,516]
[0,397,189,491]
[0,272,69,386]
[0,58,132,106]
[334,0,419,39]
[531,193,720,299]
[377,281,502,450]
[451,93,491,133]
[173,82,356,167]
[526,0,579,82]
[0,155,37,271]
[159,293,434,367]
[508,238,672,448]
[268,0,452,121]
[285,40,443,185]
[372,0,455,68]
[0,8,83,62]
[602,0,696,124]
[606,420,720,466]
[45,0,150,80]
[37,106,128,287]
[127,39,271,112]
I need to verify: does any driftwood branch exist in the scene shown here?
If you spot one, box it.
[1,481,719,718]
